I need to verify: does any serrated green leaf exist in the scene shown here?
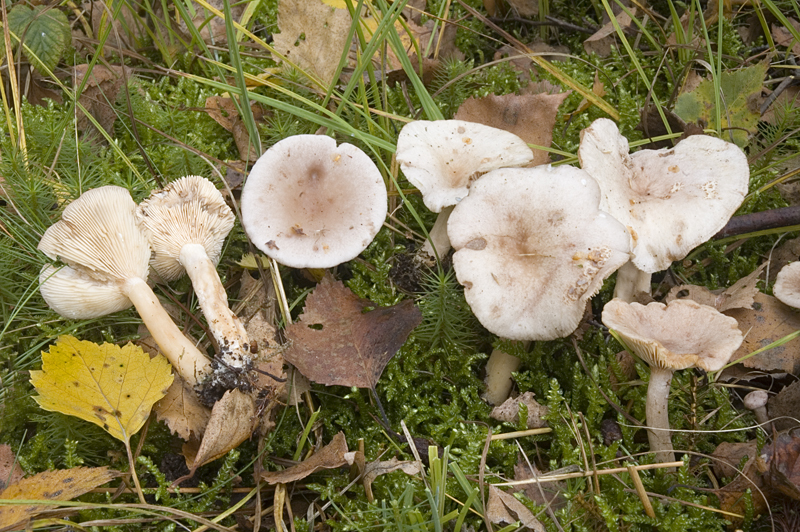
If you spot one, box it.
[7,5,70,73]
[674,63,768,147]
[30,335,174,443]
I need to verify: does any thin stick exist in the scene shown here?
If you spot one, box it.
[626,464,655,518]
[494,461,685,487]
[490,428,552,440]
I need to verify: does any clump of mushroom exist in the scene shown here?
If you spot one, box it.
[137,175,251,377]
[38,186,213,387]
[602,298,743,464]
[579,119,749,301]
[449,164,631,403]
[240,135,387,269]
[396,120,534,261]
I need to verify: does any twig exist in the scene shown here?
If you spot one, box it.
[486,16,597,34]
[494,460,684,486]
[490,427,551,440]
[713,206,800,239]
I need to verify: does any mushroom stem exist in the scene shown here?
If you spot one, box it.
[614,261,652,302]
[482,341,528,405]
[646,366,675,465]
[121,277,213,386]
[420,206,454,262]
[180,243,251,370]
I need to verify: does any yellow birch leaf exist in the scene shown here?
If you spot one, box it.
[30,336,174,443]
[0,466,117,530]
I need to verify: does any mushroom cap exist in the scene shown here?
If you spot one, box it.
[774,261,800,308]
[601,298,743,372]
[396,120,534,212]
[240,135,388,269]
[136,175,235,281]
[743,390,768,410]
[579,119,749,273]
[449,164,631,341]
[38,186,151,283]
[39,264,133,319]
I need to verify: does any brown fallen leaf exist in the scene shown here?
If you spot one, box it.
[204,96,268,161]
[0,467,117,531]
[73,64,133,136]
[766,432,800,501]
[272,0,352,88]
[666,263,765,312]
[0,445,24,491]
[711,440,759,480]
[177,0,244,45]
[513,461,567,512]
[454,92,571,167]
[183,389,256,472]
[490,392,549,429]
[565,70,606,119]
[506,0,538,16]
[260,432,348,484]
[772,20,800,57]
[768,380,800,432]
[362,457,421,502]
[486,484,545,531]
[284,275,421,389]
[84,0,148,51]
[725,293,800,373]
[154,377,211,441]
[583,9,637,57]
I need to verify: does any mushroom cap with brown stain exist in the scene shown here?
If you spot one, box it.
[38,186,151,284]
[396,120,534,213]
[136,175,235,282]
[240,135,388,269]
[601,298,743,372]
[448,164,630,341]
[579,119,749,273]
[774,261,800,308]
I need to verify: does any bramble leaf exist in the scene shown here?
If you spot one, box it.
[7,5,70,74]
[30,335,173,443]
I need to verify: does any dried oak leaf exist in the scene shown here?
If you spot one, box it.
[0,467,117,531]
[486,484,545,531]
[182,389,256,472]
[260,432,349,484]
[284,276,421,389]
[725,292,800,373]
[666,263,765,312]
[30,335,173,444]
[490,392,549,429]
[454,92,570,167]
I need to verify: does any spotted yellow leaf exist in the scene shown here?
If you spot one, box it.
[0,466,117,530]
[30,336,173,443]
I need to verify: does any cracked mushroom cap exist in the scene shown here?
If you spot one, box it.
[448,165,630,341]
[136,175,236,282]
[396,120,534,212]
[602,299,743,372]
[774,262,800,308]
[241,135,388,269]
[38,186,151,284]
[579,119,749,273]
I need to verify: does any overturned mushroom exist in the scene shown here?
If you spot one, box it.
[449,165,630,403]
[396,120,533,260]
[137,175,251,373]
[602,299,743,464]
[38,186,213,387]
[774,262,800,308]
[241,135,387,269]
[579,119,749,301]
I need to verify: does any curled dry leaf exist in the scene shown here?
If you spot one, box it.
[153,377,211,441]
[362,457,421,502]
[486,484,546,532]
[73,64,133,136]
[766,380,800,432]
[490,392,549,429]
[182,389,256,472]
[0,445,24,491]
[260,432,348,485]
[725,292,800,373]
[204,96,268,161]
[454,92,571,166]
[666,263,765,312]
[284,275,421,389]
[0,467,118,530]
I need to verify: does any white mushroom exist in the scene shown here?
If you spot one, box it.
[137,175,251,372]
[396,120,534,260]
[579,119,749,301]
[774,262,800,308]
[449,164,630,403]
[743,390,771,431]
[602,298,743,464]
[38,186,213,387]
[240,135,387,269]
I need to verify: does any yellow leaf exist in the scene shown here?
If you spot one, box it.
[30,336,174,443]
[0,466,117,530]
